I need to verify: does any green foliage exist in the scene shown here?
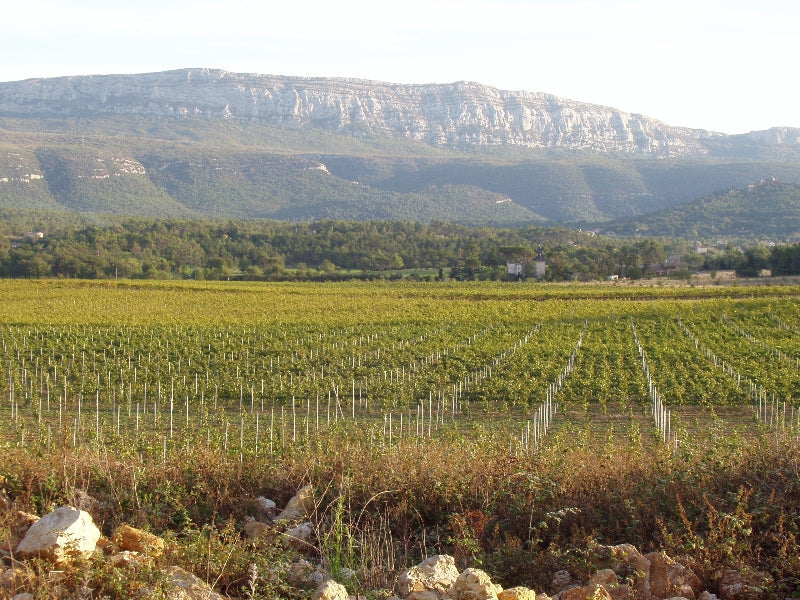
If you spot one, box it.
[173,521,305,599]
[769,242,800,275]
[735,247,771,277]
[320,495,359,590]
[606,179,800,241]
[0,215,693,281]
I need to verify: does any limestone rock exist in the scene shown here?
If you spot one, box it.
[112,524,165,557]
[15,506,100,563]
[717,568,767,600]
[590,569,618,586]
[287,558,329,586]
[449,568,503,600]
[398,555,460,598]
[645,551,702,600]
[284,521,315,551]
[243,517,274,541]
[0,70,721,158]
[498,586,538,600]
[313,579,350,600]
[165,566,225,600]
[560,583,612,600]
[11,593,34,600]
[698,592,719,600]
[277,484,315,522]
[256,496,277,521]
[603,544,651,599]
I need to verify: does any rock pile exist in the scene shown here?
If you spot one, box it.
[0,484,319,599]
[0,487,772,600]
[398,554,460,599]
[388,543,767,600]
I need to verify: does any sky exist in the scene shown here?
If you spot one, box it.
[2,0,798,134]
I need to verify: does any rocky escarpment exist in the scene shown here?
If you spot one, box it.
[0,68,719,156]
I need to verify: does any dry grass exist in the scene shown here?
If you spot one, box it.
[2,419,800,598]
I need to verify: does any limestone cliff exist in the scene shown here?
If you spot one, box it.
[0,68,722,156]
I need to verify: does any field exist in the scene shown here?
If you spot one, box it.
[1,279,800,599]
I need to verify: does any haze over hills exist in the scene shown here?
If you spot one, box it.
[1,68,800,233]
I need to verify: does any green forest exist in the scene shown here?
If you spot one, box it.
[0,212,794,281]
[605,179,800,240]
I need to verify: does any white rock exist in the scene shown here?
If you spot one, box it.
[165,566,225,600]
[256,496,277,520]
[15,506,100,563]
[313,579,350,600]
[398,554,460,598]
[277,484,315,522]
[284,521,316,551]
[449,568,503,600]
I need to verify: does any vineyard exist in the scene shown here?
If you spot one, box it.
[1,279,799,598]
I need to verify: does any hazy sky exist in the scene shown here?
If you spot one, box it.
[3,0,798,134]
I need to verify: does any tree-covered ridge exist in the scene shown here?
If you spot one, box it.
[604,179,800,240]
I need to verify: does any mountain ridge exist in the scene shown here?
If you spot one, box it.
[0,68,729,157]
[2,68,800,232]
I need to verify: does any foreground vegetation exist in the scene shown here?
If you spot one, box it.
[1,280,799,598]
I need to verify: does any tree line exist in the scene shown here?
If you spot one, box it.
[0,214,796,281]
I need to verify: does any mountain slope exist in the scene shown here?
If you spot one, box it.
[3,117,800,224]
[603,179,800,240]
[1,69,800,227]
[0,129,543,224]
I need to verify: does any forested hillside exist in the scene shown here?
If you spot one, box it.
[604,179,800,240]
[3,115,800,226]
